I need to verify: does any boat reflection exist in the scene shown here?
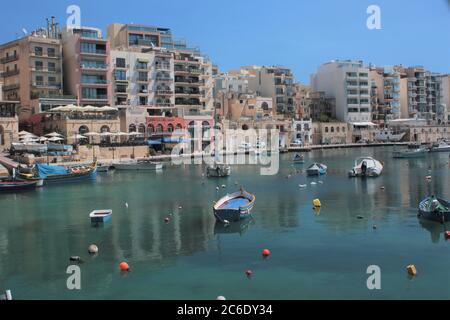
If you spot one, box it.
[214,218,254,236]
[419,219,447,243]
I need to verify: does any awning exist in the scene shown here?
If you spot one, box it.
[351,122,377,127]
[147,140,162,145]
[137,58,149,63]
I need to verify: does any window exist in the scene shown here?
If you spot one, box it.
[79,126,89,135]
[331,127,335,133]
[248,105,254,110]
[147,124,154,133]
[325,127,329,133]
[48,76,56,86]
[34,47,43,56]
[337,127,340,133]
[35,75,44,85]
[261,102,269,111]
[129,124,137,132]
[35,61,43,71]
[139,97,147,105]
[48,62,56,72]
[176,124,183,130]
[342,127,346,132]
[114,70,127,81]
[116,58,126,68]
[138,72,148,81]
[157,124,163,132]
[168,124,174,132]
[47,48,56,57]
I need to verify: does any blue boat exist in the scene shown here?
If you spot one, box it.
[418,196,450,223]
[213,188,256,222]
[90,209,112,224]
[306,163,327,176]
[0,179,40,193]
[293,154,305,163]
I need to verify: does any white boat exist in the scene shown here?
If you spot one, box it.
[12,142,47,153]
[348,157,383,177]
[393,148,427,158]
[113,159,164,171]
[97,163,110,172]
[374,130,406,142]
[89,209,112,224]
[429,140,450,152]
[207,163,231,177]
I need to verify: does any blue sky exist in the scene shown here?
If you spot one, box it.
[1,0,449,82]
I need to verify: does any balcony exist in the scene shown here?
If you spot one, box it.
[81,63,108,71]
[135,64,150,71]
[155,64,171,71]
[30,52,61,59]
[1,69,20,77]
[81,79,108,85]
[2,83,20,91]
[32,82,62,89]
[31,67,61,73]
[80,49,107,56]
[156,76,173,82]
[156,90,174,95]
[1,54,19,64]
[82,95,108,101]
[155,103,175,108]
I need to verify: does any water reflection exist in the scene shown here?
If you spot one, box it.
[214,218,254,236]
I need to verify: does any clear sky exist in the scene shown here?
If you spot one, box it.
[1,0,449,82]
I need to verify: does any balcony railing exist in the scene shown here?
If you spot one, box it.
[80,49,107,55]
[32,82,62,88]
[156,90,174,95]
[81,63,108,70]
[81,79,108,85]
[1,54,19,64]
[2,83,20,91]
[82,95,108,100]
[156,76,173,81]
[1,69,20,77]
[155,64,171,71]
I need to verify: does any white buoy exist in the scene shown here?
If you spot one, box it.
[216,187,220,191]
[311,182,317,186]
[224,220,230,225]
[5,290,12,300]
[318,181,324,184]
[125,202,129,208]
[222,185,226,188]
[299,184,307,188]
[217,295,226,300]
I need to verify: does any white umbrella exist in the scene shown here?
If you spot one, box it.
[115,132,130,136]
[69,134,87,140]
[99,131,113,137]
[48,106,66,113]
[21,137,39,142]
[46,132,64,138]
[82,106,99,112]
[20,133,37,139]
[84,132,100,137]
[128,132,143,136]
[99,106,119,112]
[38,137,49,142]
[18,130,32,136]
[47,137,64,142]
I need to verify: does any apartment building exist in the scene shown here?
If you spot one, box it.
[240,66,295,116]
[393,65,443,123]
[0,19,74,118]
[108,24,214,117]
[0,101,19,150]
[308,91,336,122]
[214,91,273,121]
[293,84,311,120]
[440,74,450,124]
[369,66,404,124]
[61,26,110,107]
[311,60,371,123]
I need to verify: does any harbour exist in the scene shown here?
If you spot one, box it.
[0,146,449,299]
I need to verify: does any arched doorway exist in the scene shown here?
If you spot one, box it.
[242,124,249,131]
[129,124,137,133]
[148,124,155,134]
[168,124,174,133]
[100,125,110,144]
[138,124,146,134]
[156,124,164,133]
[79,125,89,135]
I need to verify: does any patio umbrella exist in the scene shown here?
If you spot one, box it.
[48,106,67,113]
[46,132,64,138]
[38,137,49,142]
[82,106,99,112]
[84,132,100,137]
[68,134,87,140]
[47,137,64,142]
[99,106,119,112]
[18,131,32,136]
[128,132,143,136]
[99,132,113,137]
[115,132,130,136]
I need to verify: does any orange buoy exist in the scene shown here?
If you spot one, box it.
[119,262,130,271]
[262,249,271,258]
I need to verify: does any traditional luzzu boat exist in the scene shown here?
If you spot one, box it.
[348,157,383,177]
[113,159,164,171]
[89,209,112,224]
[306,163,327,176]
[0,179,40,192]
[393,148,427,158]
[206,163,231,177]
[213,188,256,222]
[18,162,97,184]
[293,154,305,164]
[418,195,450,223]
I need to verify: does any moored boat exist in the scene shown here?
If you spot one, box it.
[18,162,97,184]
[207,163,231,177]
[418,196,450,223]
[213,188,256,222]
[0,179,39,192]
[393,148,427,158]
[429,140,450,152]
[374,129,406,142]
[293,154,305,163]
[306,163,327,176]
[113,159,164,171]
[89,209,112,224]
[348,157,383,177]
[97,163,110,173]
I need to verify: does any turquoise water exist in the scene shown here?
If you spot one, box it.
[0,146,449,300]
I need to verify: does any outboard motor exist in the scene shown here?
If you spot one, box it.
[361,161,367,176]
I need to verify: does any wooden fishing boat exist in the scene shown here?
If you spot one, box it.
[18,162,97,184]
[306,163,327,176]
[418,196,450,223]
[89,209,112,224]
[213,188,256,222]
[0,179,39,192]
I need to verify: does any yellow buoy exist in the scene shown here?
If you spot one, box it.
[313,199,322,208]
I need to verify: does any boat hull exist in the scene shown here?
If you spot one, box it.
[393,149,427,158]
[0,180,38,192]
[44,169,97,184]
[213,190,256,222]
[114,162,163,171]
[418,198,450,223]
[90,210,112,224]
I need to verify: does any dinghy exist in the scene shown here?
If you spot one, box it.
[293,154,305,164]
[207,163,231,177]
[306,163,327,176]
[89,209,112,224]
[213,188,256,222]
